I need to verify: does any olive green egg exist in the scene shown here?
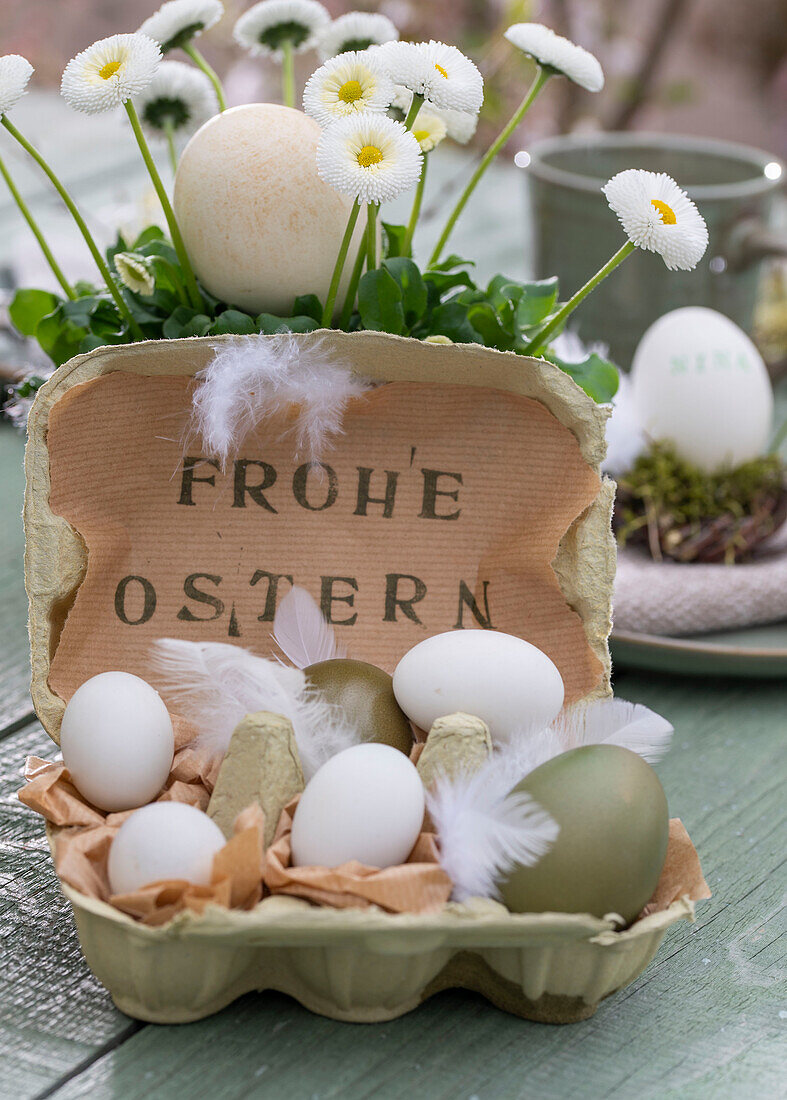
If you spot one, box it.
[304,659,414,755]
[499,744,669,924]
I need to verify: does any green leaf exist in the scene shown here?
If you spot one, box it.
[140,239,180,267]
[162,306,200,339]
[105,233,129,266]
[133,225,166,248]
[424,268,476,300]
[466,302,516,351]
[208,310,257,336]
[358,268,405,334]
[36,305,87,366]
[178,314,212,338]
[78,333,111,355]
[9,289,59,336]
[427,254,475,273]
[548,351,620,403]
[515,278,560,329]
[292,294,323,323]
[426,302,483,345]
[62,296,103,330]
[381,222,407,259]
[382,258,427,325]
[256,314,319,334]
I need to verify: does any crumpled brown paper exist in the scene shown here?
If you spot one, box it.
[641,818,711,917]
[18,721,264,926]
[263,796,453,914]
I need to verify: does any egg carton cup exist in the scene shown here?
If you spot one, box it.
[45,711,703,1025]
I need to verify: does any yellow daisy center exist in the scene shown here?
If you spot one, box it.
[338,79,364,104]
[99,60,123,80]
[413,129,429,144]
[435,63,448,78]
[357,145,383,168]
[651,198,677,225]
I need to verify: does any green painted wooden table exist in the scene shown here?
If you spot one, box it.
[0,417,785,1100]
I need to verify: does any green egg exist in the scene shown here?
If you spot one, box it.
[499,744,669,924]
[304,659,414,755]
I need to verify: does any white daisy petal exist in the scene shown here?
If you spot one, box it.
[377,39,483,114]
[134,59,218,140]
[303,50,394,127]
[61,34,161,114]
[233,0,330,59]
[316,112,422,205]
[139,0,224,53]
[505,22,604,92]
[603,169,709,271]
[0,54,33,117]
[316,12,398,62]
[391,84,478,145]
[410,109,446,153]
[114,251,156,296]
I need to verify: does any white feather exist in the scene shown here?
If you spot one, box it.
[150,638,360,778]
[188,334,373,468]
[273,585,346,669]
[427,761,559,902]
[551,697,673,763]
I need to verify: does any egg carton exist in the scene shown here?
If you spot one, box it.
[47,711,700,1025]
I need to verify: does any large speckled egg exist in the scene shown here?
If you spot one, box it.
[500,745,669,924]
[174,104,367,315]
[305,659,414,755]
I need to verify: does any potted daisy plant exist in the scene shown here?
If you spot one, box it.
[2,0,709,417]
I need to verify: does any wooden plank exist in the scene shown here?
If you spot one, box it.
[0,721,136,1100]
[32,673,785,1100]
[0,425,34,731]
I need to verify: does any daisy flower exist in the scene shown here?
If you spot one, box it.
[61,34,161,114]
[114,252,156,296]
[504,23,604,93]
[135,60,218,140]
[303,50,394,127]
[316,12,399,62]
[316,112,422,205]
[603,169,709,271]
[410,109,446,153]
[522,171,708,354]
[139,0,224,52]
[0,55,33,117]
[391,85,477,145]
[379,40,483,114]
[233,0,330,58]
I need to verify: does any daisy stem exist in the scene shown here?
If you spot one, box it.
[0,116,144,339]
[429,67,551,267]
[339,225,368,329]
[403,93,424,131]
[403,155,428,257]
[0,153,75,300]
[366,202,379,271]
[321,200,361,327]
[182,41,227,112]
[522,241,635,354]
[281,40,296,109]
[164,120,178,177]
[124,101,203,311]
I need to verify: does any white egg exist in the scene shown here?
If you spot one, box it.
[108,802,226,894]
[392,631,564,742]
[631,307,773,472]
[174,104,368,315]
[60,671,174,812]
[290,744,425,869]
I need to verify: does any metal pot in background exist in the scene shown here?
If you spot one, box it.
[525,133,786,367]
